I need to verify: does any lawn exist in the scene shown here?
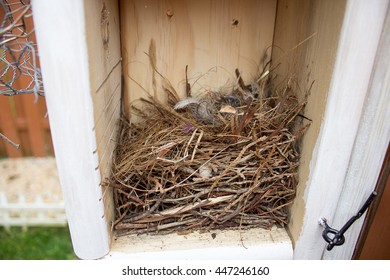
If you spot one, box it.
[0,226,76,260]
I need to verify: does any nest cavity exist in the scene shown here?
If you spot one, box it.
[108,70,309,236]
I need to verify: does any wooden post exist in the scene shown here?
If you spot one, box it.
[31,0,122,259]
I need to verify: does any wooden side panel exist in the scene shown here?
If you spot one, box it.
[272,0,388,259]
[120,0,277,115]
[84,0,122,244]
[272,0,347,249]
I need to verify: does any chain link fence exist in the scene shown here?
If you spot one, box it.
[0,0,43,98]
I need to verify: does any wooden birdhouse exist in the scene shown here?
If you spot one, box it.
[31,0,390,259]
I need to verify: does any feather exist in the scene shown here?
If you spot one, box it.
[174,97,200,110]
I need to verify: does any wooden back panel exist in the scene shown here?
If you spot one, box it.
[120,0,277,116]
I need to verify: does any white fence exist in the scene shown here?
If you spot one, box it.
[0,192,67,230]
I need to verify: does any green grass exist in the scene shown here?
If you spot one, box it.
[0,226,76,260]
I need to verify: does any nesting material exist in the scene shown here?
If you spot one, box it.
[108,69,308,236]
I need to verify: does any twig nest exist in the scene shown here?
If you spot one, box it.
[108,68,310,236]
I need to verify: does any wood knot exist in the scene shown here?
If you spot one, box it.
[232,18,239,27]
[166,9,174,20]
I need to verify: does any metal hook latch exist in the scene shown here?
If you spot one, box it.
[319,191,377,251]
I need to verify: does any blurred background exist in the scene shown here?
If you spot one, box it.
[0,0,75,259]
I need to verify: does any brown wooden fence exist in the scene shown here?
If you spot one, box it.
[0,94,53,158]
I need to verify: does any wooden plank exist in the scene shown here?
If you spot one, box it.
[274,0,388,259]
[323,5,390,259]
[31,0,121,259]
[120,0,277,116]
[353,144,390,259]
[0,95,22,157]
[14,117,50,130]
[0,134,5,156]
[108,227,292,259]
[358,161,390,259]
[272,0,347,252]
[44,129,54,156]
[13,95,33,156]
[22,94,47,157]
